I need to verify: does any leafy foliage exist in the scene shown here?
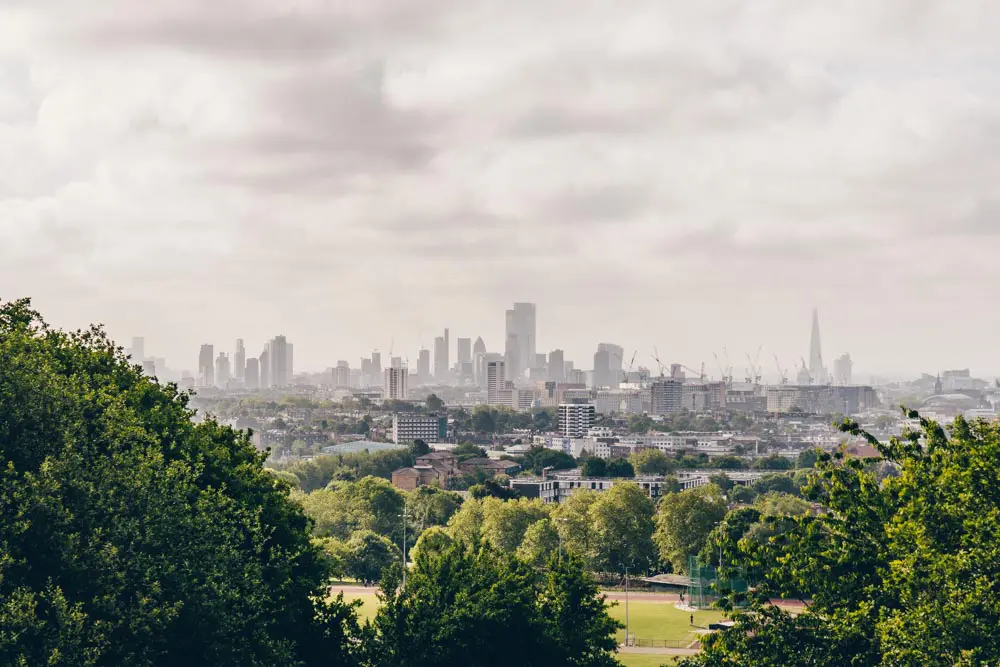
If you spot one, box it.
[655,485,728,573]
[628,448,674,475]
[0,298,357,666]
[687,414,1000,666]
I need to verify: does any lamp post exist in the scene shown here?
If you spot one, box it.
[624,564,630,647]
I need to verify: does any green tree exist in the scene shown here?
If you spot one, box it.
[795,448,821,469]
[709,473,734,492]
[605,459,635,478]
[409,526,454,562]
[517,518,561,567]
[446,497,487,544]
[405,486,463,529]
[0,299,358,666]
[754,454,792,470]
[469,479,518,500]
[409,438,431,457]
[580,457,607,477]
[712,455,746,470]
[368,541,619,667]
[472,406,498,433]
[344,530,401,586]
[481,497,551,554]
[552,491,600,567]
[425,393,445,411]
[519,446,577,475]
[532,409,554,432]
[753,473,799,496]
[629,448,674,475]
[687,414,1000,665]
[589,483,657,574]
[452,442,488,461]
[655,485,728,573]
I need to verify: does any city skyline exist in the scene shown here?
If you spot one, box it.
[5,3,1000,378]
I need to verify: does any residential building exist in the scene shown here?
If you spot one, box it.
[558,400,596,438]
[487,360,506,405]
[434,331,449,381]
[568,369,587,385]
[392,413,448,444]
[245,357,260,389]
[259,348,269,388]
[384,366,409,401]
[511,475,670,504]
[267,336,290,387]
[650,379,683,415]
[333,361,351,388]
[371,351,382,384]
[198,344,214,387]
[459,458,520,476]
[391,466,442,491]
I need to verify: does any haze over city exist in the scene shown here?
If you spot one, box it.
[4,2,1000,376]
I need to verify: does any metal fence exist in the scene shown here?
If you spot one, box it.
[625,637,692,649]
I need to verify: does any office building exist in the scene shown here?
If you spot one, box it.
[457,337,472,365]
[215,353,231,388]
[592,343,623,388]
[391,356,403,369]
[487,360,506,405]
[141,359,156,377]
[473,336,487,356]
[234,339,245,380]
[267,336,290,387]
[504,303,536,380]
[809,309,828,384]
[131,337,145,363]
[259,348,270,388]
[417,348,431,382]
[385,366,409,400]
[558,400,596,438]
[245,357,260,389]
[361,358,374,386]
[371,351,381,383]
[834,353,853,385]
[434,331,449,381]
[392,413,448,444]
[548,350,565,382]
[198,344,214,387]
[650,379,683,415]
[332,361,350,388]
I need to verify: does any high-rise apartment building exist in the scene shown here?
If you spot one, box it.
[548,350,565,382]
[245,357,260,389]
[371,351,381,383]
[234,339,245,380]
[487,360,506,405]
[198,344,214,387]
[504,303,536,381]
[558,400,596,438]
[215,352,231,388]
[650,379,683,415]
[385,366,409,400]
[457,337,472,365]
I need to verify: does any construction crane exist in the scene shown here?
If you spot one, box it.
[651,348,666,378]
[799,356,813,385]
[680,363,706,382]
[621,349,637,384]
[774,355,789,385]
[713,352,733,386]
[745,345,763,385]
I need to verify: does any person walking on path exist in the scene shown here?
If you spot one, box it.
[690,614,694,626]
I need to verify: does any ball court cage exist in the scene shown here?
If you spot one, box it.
[685,556,752,610]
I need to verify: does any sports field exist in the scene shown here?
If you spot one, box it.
[618,655,678,667]
[606,600,725,646]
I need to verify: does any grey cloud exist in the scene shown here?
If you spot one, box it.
[539,185,651,224]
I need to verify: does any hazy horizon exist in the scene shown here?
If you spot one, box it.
[3,2,1000,378]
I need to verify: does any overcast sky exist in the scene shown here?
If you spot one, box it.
[2,1,1000,379]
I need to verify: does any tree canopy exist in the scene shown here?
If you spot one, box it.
[686,415,1000,666]
[0,298,357,666]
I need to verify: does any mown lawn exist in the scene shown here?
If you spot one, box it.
[606,601,725,645]
[617,655,679,667]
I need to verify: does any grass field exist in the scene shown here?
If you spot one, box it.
[343,593,380,621]
[618,655,678,667]
[606,601,725,645]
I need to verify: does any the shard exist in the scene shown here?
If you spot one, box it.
[809,309,826,384]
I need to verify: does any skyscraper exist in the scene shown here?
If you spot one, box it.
[198,344,214,387]
[131,337,145,363]
[286,343,294,383]
[548,350,565,382]
[245,357,260,389]
[417,349,430,382]
[234,339,245,380]
[473,336,486,356]
[434,332,449,381]
[385,366,409,400]
[333,361,351,388]
[809,309,827,384]
[259,348,269,388]
[487,360,506,405]
[371,351,382,384]
[834,353,853,386]
[504,303,536,380]
[215,352,231,388]
[457,337,472,365]
[593,343,623,388]
[268,336,289,387]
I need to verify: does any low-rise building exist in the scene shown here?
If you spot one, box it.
[392,466,443,491]
[459,458,521,476]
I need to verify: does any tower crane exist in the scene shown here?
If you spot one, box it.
[680,363,706,381]
[652,348,666,378]
[774,355,789,385]
[745,345,763,385]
